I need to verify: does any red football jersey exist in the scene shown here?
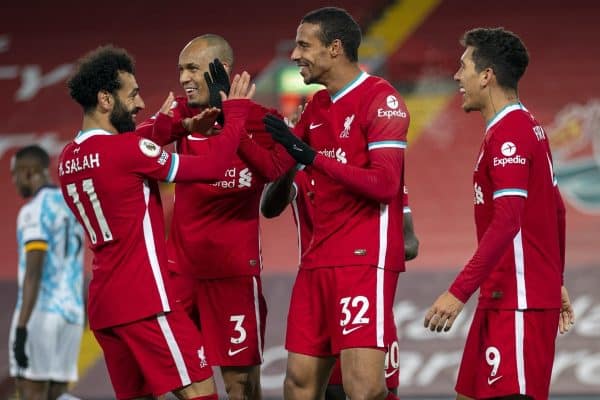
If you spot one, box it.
[297,73,409,271]
[145,97,279,279]
[464,103,563,309]
[291,177,412,265]
[236,73,408,270]
[58,101,250,329]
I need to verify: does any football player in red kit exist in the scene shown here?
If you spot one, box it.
[59,45,255,400]
[424,28,575,400]
[261,172,419,399]
[136,35,281,400]
[234,7,411,400]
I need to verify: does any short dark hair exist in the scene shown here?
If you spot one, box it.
[302,7,361,62]
[461,27,529,90]
[15,145,50,168]
[68,45,135,112]
[197,34,235,68]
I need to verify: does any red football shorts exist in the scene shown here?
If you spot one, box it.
[93,307,213,399]
[286,265,399,356]
[328,338,400,389]
[456,308,559,399]
[170,272,267,367]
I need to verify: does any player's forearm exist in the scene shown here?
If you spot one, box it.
[311,149,402,203]
[172,100,249,182]
[449,196,526,303]
[238,135,296,181]
[261,168,297,218]
[17,250,46,327]
[136,113,187,146]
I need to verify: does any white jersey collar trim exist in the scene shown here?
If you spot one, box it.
[74,128,113,144]
[485,102,528,133]
[331,71,369,103]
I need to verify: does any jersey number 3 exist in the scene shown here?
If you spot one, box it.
[66,179,113,244]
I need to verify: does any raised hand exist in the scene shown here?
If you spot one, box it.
[204,58,231,109]
[182,107,221,134]
[284,104,305,128]
[223,72,256,101]
[264,114,315,165]
[158,91,175,117]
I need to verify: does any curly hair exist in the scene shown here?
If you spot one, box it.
[461,27,529,90]
[302,7,362,63]
[67,45,135,112]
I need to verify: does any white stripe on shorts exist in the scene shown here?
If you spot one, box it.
[157,314,191,386]
[515,310,526,394]
[376,267,385,348]
[253,277,263,361]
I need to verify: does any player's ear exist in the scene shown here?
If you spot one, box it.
[97,90,113,111]
[329,39,342,58]
[480,67,494,88]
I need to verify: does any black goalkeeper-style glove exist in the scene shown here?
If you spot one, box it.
[13,326,28,369]
[263,114,316,165]
[204,58,230,126]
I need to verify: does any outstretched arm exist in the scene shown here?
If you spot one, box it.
[424,196,526,333]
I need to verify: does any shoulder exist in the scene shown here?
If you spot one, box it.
[362,76,405,110]
[363,76,400,97]
[366,75,395,90]
[490,109,537,144]
[18,194,43,227]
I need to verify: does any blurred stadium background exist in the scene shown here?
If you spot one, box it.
[1,0,599,398]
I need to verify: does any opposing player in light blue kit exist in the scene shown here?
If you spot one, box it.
[9,145,85,400]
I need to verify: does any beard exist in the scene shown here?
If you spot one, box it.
[110,97,137,133]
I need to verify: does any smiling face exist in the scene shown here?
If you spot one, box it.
[290,22,333,85]
[178,42,215,107]
[110,71,144,133]
[454,46,487,113]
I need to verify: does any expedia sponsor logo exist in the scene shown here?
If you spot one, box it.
[500,141,517,156]
[386,95,399,109]
[493,155,527,167]
[377,108,407,119]
[318,148,347,164]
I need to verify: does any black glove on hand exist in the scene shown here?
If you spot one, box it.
[13,326,28,369]
[204,58,231,110]
[264,114,316,165]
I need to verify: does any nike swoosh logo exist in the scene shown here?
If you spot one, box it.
[487,375,503,385]
[187,134,208,141]
[384,368,398,379]
[309,122,323,130]
[341,325,364,335]
[227,346,248,356]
